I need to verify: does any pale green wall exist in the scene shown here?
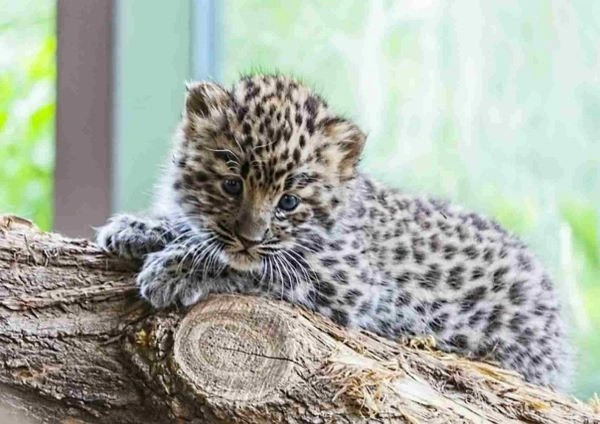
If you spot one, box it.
[113,0,193,212]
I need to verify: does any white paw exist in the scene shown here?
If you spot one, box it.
[137,251,208,308]
[95,214,168,259]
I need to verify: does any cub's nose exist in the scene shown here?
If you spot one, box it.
[234,212,269,249]
[237,234,264,249]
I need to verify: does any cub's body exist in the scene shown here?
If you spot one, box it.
[97,75,571,390]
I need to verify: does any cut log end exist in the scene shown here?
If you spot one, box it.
[173,296,299,403]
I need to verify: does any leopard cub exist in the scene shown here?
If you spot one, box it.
[96,74,572,390]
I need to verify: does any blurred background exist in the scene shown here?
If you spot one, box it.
[0,0,598,398]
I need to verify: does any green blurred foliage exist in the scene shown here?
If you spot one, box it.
[561,199,600,269]
[222,0,600,397]
[0,0,55,230]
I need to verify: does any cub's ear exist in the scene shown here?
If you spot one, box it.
[184,81,231,119]
[320,117,366,181]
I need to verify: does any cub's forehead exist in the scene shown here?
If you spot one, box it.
[224,75,333,160]
[231,75,330,124]
[217,76,335,182]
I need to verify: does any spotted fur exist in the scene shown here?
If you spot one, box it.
[96,74,572,390]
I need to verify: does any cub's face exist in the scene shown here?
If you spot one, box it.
[170,75,365,273]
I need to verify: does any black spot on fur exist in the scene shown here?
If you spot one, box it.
[306,118,315,135]
[460,286,487,312]
[304,96,319,117]
[236,105,249,122]
[468,309,486,328]
[299,134,306,148]
[483,247,495,263]
[471,266,485,281]
[492,266,509,292]
[413,250,426,264]
[443,244,457,260]
[509,312,526,332]
[395,291,412,306]
[485,304,505,335]
[469,214,489,231]
[517,328,535,347]
[420,264,441,289]
[358,301,372,316]
[320,257,339,267]
[331,309,349,326]
[449,334,469,350]
[344,289,362,307]
[463,245,479,259]
[509,280,527,305]
[393,244,409,262]
[429,315,446,333]
[447,265,465,290]
[331,270,348,285]
[517,252,533,271]
[318,281,337,297]
[395,272,413,287]
[312,290,331,308]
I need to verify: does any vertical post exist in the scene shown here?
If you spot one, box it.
[54,0,222,235]
[54,0,114,237]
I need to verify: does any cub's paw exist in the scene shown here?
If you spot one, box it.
[137,249,208,309]
[96,214,171,259]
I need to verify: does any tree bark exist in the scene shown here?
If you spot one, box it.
[0,215,598,424]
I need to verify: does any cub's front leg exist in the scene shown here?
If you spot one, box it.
[95,214,184,259]
[136,244,207,308]
[136,241,249,309]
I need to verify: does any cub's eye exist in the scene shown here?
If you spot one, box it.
[278,194,300,211]
[222,178,243,196]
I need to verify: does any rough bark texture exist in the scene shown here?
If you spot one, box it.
[0,215,598,424]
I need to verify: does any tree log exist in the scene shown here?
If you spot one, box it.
[0,215,598,424]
